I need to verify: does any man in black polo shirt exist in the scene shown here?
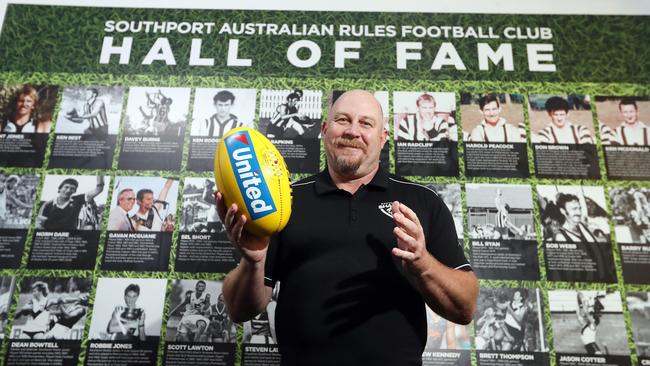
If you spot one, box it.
[218,90,478,365]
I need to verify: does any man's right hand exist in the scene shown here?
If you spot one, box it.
[216,191,270,263]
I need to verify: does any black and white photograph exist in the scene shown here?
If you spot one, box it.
[103,176,179,271]
[86,278,166,366]
[610,187,650,283]
[474,287,549,366]
[529,94,600,179]
[49,85,124,169]
[188,88,256,171]
[118,87,190,171]
[0,173,39,230]
[28,175,108,270]
[0,277,15,340]
[0,84,58,167]
[466,184,539,280]
[258,89,322,174]
[328,90,390,172]
[175,177,239,273]
[549,289,630,366]
[626,292,650,362]
[5,277,90,366]
[461,93,529,178]
[422,307,471,366]
[537,185,616,282]
[426,183,463,241]
[0,173,39,267]
[393,91,458,176]
[596,96,650,180]
[164,279,237,366]
[241,283,280,366]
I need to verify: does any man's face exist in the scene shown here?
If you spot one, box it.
[138,192,154,211]
[124,290,139,308]
[417,101,436,121]
[16,94,35,118]
[31,287,43,300]
[287,98,299,108]
[620,104,639,125]
[215,99,233,120]
[561,199,582,225]
[58,183,77,199]
[85,89,96,100]
[118,191,136,211]
[549,110,568,128]
[481,101,501,124]
[513,291,522,302]
[322,91,387,177]
[196,282,206,293]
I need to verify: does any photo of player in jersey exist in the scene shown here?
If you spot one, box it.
[0,173,39,229]
[180,177,224,233]
[166,279,235,343]
[123,87,190,137]
[610,187,650,244]
[394,91,457,142]
[529,94,595,144]
[191,88,255,138]
[0,277,15,339]
[107,176,179,232]
[467,184,535,240]
[88,278,166,342]
[549,290,629,356]
[626,292,650,357]
[55,86,125,136]
[36,175,109,231]
[596,96,650,146]
[537,185,609,243]
[0,84,58,134]
[460,93,526,143]
[259,89,322,139]
[11,277,90,340]
[243,283,279,345]
[474,287,546,352]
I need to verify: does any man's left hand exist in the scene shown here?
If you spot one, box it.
[391,201,432,275]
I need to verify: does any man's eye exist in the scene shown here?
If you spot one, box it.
[336,117,350,123]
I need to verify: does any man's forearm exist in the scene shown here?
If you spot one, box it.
[412,255,478,325]
[223,258,272,323]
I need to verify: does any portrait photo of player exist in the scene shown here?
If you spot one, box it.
[180,177,223,233]
[259,89,322,139]
[0,84,58,134]
[88,277,166,342]
[166,280,236,343]
[11,277,90,340]
[610,187,650,244]
[537,185,609,243]
[55,86,125,136]
[529,94,595,144]
[36,175,109,231]
[394,91,457,142]
[191,88,255,138]
[123,87,190,136]
[626,292,650,358]
[426,183,463,240]
[549,290,629,356]
[0,277,15,340]
[595,96,650,146]
[0,173,39,229]
[474,287,547,352]
[107,176,178,232]
[460,93,526,143]
[467,184,535,241]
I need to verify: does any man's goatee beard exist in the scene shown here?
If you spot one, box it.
[334,157,362,175]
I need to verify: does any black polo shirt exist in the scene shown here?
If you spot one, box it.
[265,168,470,366]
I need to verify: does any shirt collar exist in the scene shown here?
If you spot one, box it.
[314,166,389,195]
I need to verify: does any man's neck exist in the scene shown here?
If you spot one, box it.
[137,207,149,216]
[328,164,379,194]
[563,221,579,232]
[484,119,500,127]
[624,120,641,128]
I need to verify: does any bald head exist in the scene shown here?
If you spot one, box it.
[328,90,384,126]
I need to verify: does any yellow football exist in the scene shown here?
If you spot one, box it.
[214,127,292,238]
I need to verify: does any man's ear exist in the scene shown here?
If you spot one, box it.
[321,120,328,136]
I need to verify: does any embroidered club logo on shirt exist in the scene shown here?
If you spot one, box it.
[225,130,277,220]
[378,202,393,218]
